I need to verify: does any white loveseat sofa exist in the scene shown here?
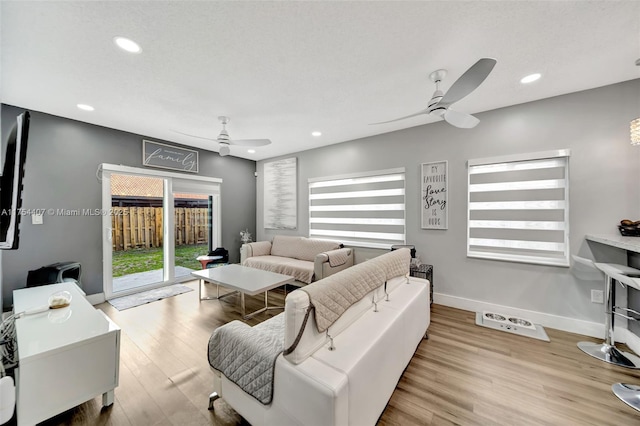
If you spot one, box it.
[208,248,430,426]
[240,235,354,285]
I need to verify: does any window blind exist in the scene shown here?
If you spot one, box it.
[467,150,570,267]
[309,168,406,249]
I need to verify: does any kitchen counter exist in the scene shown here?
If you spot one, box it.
[586,234,640,254]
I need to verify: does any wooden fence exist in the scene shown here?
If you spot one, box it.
[111,207,209,251]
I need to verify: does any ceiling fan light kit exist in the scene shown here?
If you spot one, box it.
[372,57,497,129]
[219,143,231,156]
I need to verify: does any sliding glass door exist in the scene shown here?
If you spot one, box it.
[172,179,220,280]
[102,165,221,299]
[109,173,167,294]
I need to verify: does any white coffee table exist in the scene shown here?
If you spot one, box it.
[191,264,294,319]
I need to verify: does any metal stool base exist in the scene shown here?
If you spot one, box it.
[577,341,640,369]
[612,383,640,412]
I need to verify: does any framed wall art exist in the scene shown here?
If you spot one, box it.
[264,157,297,229]
[421,160,448,229]
[142,140,199,173]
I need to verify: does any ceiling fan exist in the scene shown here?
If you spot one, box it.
[372,58,497,129]
[175,116,271,156]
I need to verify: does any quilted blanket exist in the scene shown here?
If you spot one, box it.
[301,248,410,332]
[326,248,351,267]
[208,314,285,404]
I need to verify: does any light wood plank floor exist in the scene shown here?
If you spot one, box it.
[28,280,640,425]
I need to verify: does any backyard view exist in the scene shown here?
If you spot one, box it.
[112,244,206,277]
[110,174,213,293]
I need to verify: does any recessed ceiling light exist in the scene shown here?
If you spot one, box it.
[247,149,256,154]
[113,36,142,54]
[311,131,322,137]
[77,104,94,111]
[520,73,541,84]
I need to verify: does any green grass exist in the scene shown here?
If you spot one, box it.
[112,244,208,277]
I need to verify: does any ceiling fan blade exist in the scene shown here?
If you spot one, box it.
[370,109,429,125]
[438,58,497,107]
[229,138,271,147]
[443,109,480,129]
[171,130,216,141]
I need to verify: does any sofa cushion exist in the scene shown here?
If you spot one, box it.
[246,241,272,257]
[271,235,340,262]
[244,255,315,284]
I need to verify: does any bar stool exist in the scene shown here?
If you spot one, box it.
[612,383,640,412]
[577,263,640,368]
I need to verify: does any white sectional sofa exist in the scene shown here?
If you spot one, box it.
[208,248,430,426]
[240,235,354,285]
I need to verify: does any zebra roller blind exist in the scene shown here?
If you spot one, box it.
[467,150,570,267]
[308,168,406,249]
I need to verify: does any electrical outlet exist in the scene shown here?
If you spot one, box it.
[32,213,43,225]
[591,289,604,304]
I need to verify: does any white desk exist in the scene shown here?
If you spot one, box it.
[13,282,120,426]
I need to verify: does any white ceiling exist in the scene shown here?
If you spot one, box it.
[2,1,639,161]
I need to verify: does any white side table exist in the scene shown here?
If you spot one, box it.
[13,282,121,426]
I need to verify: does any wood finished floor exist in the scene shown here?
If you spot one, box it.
[32,280,640,426]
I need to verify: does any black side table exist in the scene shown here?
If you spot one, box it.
[410,264,433,305]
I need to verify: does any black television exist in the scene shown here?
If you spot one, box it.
[0,110,29,250]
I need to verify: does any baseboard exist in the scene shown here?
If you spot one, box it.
[86,292,106,305]
[618,328,640,355]
[433,292,603,339]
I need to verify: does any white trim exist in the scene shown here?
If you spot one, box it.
[164,179,175,282]
[433,292,603,338]
[468,149,570,167]
[101,164,222,299]
[469,158,566,174]
[467,251,570,267]
[308,167,405,183]
[618,328,640,356]
[101,171,113,299]
[100,163,222,184]
[85,292,106,305]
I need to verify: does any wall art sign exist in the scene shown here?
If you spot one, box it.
[142,140,199,173]
[421,160,448,229]
[264,157,297,229]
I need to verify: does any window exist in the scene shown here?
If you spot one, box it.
[308,168,406,249]
[467,150,570,267]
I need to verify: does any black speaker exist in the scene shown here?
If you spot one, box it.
[26,261,82,288]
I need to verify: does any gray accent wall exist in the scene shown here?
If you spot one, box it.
[257,79,640,327]
[1,105,256,308]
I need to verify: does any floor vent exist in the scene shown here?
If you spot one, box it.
[475,311,550,342]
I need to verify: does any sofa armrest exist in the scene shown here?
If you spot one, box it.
[240,241,272,264]
[314,248,354,280]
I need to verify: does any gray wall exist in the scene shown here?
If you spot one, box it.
[257,79,640,326]
[1,105,256,308]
